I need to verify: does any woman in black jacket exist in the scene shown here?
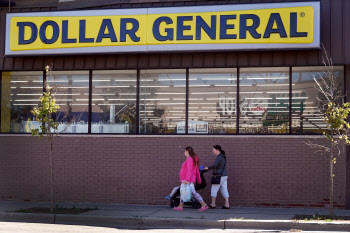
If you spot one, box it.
[205,145,230,209]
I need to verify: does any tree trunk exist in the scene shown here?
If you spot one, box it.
[330,128,334,218]
[49,141,54,213]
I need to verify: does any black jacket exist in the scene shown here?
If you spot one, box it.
[208,154,227,176]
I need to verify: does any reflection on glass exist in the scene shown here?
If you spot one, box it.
[189,68,237,134]
[292,66,344,134]
[92,70,137,133]
[139,69,186,134]
[48,71,89,133]
[239,67,289,134]
[1,72,43,133]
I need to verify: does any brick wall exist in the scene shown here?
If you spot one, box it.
[0,135,347,208]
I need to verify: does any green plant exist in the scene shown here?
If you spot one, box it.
[30,66,60,213]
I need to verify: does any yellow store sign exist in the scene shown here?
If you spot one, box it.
[5,2,320,56]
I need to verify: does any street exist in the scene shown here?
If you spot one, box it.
[0,222,346,233]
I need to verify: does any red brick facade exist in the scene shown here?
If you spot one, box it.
[0,135,347,208]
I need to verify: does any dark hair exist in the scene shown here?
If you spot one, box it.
[213,145,225,155]
[185,146,199,167]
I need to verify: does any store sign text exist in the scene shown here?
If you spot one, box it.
[5,2,320,55]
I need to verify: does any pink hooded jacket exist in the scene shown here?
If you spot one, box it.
[179,156,201,183]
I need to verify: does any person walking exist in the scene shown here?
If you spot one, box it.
[205,145,230,209]
[173,146,209,211]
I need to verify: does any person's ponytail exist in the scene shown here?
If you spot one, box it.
[213,145,225,155]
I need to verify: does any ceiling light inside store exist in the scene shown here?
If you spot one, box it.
[201,78,236,80]
[191,92,225,95]
[53,99,74,101]
[214,85,237,87]
[138,85,170,88]
[154,92,186,95]
[17,94,42,96]
[246,97,272,100]
[97,86,130,88]
[53,94,81,96]
[257,84,292,86]
[246,77,288,80]
[249,103,281,105]
[92,80,110,82]
[186,85,210,87]
[14,99,40,101]
[207,98,235,100]
[115,80,137,82]
[278,97,308,100]
[141,98,169,100]
[158,78,195,81]
[19,87,43,89]
[109,98,136,101]
[90,94,116,96]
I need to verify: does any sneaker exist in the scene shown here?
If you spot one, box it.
[173,206,184,211]
[198,206,209,211]
[164,196,171,200]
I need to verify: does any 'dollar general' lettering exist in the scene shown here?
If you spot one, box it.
[16,12,307,45]
[17,18,140,45]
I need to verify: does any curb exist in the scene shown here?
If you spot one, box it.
[1,212,350,231]
[0,212,54,223]
[55,215,224,229]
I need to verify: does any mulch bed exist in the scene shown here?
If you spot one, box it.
[293,215,350,221]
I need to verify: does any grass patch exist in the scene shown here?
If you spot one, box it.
[293,214,350,221]
[13,205,98,215]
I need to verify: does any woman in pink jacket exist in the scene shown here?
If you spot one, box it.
[173,147,209,211]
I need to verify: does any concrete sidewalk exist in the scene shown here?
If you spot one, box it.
[0,200,350,231]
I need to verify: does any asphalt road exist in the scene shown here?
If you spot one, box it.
[0,222,345,233]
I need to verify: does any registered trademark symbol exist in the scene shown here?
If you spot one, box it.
[300,12,305,17]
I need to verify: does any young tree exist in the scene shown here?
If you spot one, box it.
[30,66,72,212]
[306,45,350,218]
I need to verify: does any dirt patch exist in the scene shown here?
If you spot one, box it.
[12,206,98,215]
[293,215,350,222]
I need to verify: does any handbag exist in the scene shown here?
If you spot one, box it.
[211,156,226,185]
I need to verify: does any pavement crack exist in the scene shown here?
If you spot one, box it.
[147,209,163,216]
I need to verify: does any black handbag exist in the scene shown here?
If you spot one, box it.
[211,157,226,185]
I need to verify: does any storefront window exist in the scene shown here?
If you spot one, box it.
[239,67,289,134]
[1,72,43,133]
[292,66,344,134]
[189,68,237,134]
[1,67,345,135]
[48,71,89,133]
[139,69,186,134]
[92,70,137,133]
